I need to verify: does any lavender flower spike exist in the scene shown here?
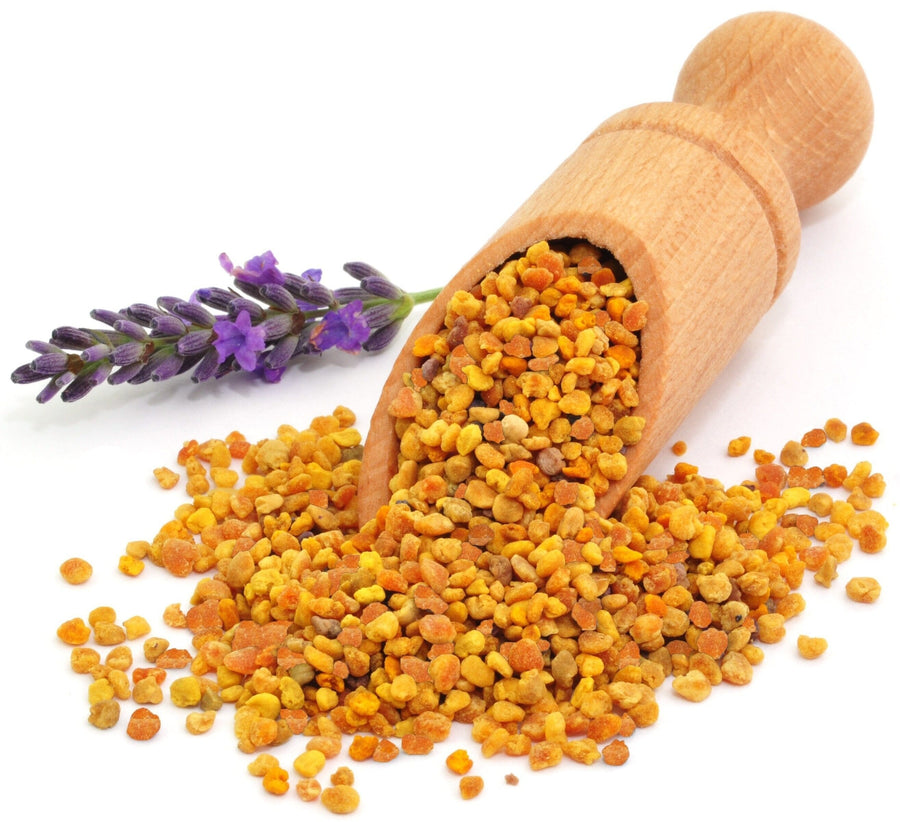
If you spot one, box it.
[11,250,441,404]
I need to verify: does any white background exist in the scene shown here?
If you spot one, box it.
[2,1,897,819]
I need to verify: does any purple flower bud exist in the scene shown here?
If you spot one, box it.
[231,279,265,301]
[60,380,93,402]
[257,314,294,341]
[10,363,48,384]
[156,296,181,312]
[177,329,215,356]
[81,343,112,363]
[193,287,237,310]
[50,326,96,349]
[62,362,113,402]
[169,300,216,328]
[110,341,148,366]
[107,362,145,385]
[343,261,384,281]
[213,358,238,379]
[112,319,150,341]
[190,348,220,383]
[227,298,265,322]
[360,276,402,300]
[292,324,316,357]
[151,352,185,382]
[26,340,63,355]
[263,334,300,371]
[296,280,336,307]
[150,314,188,336]
[362,320,402,352]
[123,303,163,325]
[259,365,286,383]
[362,302,398,330]
[36,371,75,403]
[334,287,370,304]
[89,361,113,385]
[91,308,131,327]
[30,352,71,376]
[125,347,172,384]
[282,269,321,297]
[259,283,301,313]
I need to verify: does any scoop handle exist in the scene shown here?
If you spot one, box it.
[673,12,873,210]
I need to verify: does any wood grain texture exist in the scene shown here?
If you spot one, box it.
[358,11,873,524]
[674,12,874,211]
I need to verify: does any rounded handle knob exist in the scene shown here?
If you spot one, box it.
[674,12,873,210]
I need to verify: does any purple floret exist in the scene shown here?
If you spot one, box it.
[309,300,370,354]
[212,309,266,371]
[221,250,285,287]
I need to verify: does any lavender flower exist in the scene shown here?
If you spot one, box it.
[219,251,283,286]
[310,300,369,354]
[212,310,266,370]
[11,251,440,403]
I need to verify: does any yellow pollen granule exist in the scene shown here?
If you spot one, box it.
[59,557,93,584]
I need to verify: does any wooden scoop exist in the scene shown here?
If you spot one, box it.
[357,11,873,523]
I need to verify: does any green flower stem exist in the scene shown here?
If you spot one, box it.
[394,287,443,320]
[410,287,443,303]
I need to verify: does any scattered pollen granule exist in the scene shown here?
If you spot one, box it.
[320,784,360,814]
[153,466,180,489]
[801,428,827,448]
[261,766,290,796]
[118,554,145,576]
[601,739,630,766]
[459,775,485,800]
[296,778,322,802]
[446,749,474,775]
[123,615,151,640]
[824,418,848,442]
[846,577,882,603]
[185,710,216,735]
[126,707,161,740]
[293,750,327,778]
[850,422,879,445]
[88,700,120,730]
[57,617,91,646]
[727,436,751,456]
[779,439,808,467]
[330,766,355,787]
[59,557,92,584]
[70,647,101,674]
[247,754,281,777]
[797,636,828,659]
